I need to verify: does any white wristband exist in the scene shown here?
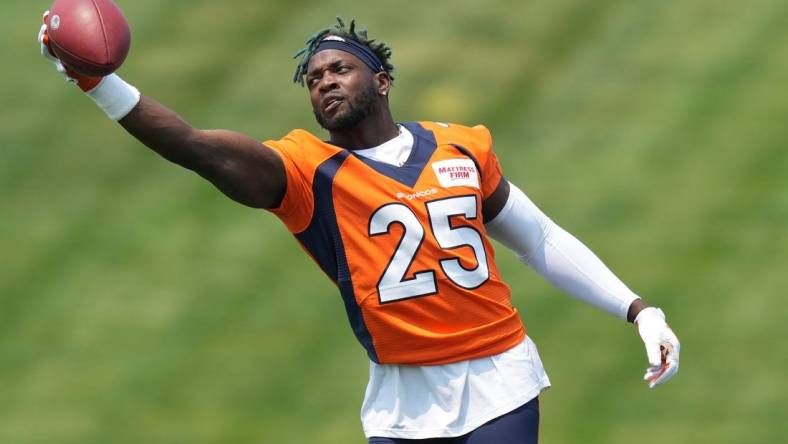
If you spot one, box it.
[634,306,665,325]
[86,74,141,121]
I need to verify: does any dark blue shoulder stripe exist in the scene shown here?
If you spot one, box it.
[294,150,378,362]
[295,150,349,281]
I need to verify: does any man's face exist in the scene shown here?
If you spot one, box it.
[306,49,380,131]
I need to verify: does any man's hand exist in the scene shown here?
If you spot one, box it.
[38,10,102,92]
[635,307,680,388]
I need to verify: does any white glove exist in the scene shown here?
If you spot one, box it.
[38,10,103,91]
[39,20,70,80]
[635,307,680,388]
[37,10,139,120]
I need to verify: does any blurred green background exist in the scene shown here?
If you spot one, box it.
[2,0,786,443]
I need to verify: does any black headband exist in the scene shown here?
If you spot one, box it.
[312,36,385,73]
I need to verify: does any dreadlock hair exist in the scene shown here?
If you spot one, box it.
[293,17,395,86]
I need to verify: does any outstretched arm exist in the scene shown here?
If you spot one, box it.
[118,96,286,209]
[483,179,680,388]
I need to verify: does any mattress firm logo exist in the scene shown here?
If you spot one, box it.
[397,188,438,200]
[432,158,480,189]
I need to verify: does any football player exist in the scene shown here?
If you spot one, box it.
[39,15,679,443]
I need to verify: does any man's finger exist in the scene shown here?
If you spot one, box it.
[56,61,69,75]
[43,33,57,58]
[643,367,661,382]
[644,359,678,388]
[650,363,678,388]
[38,24,59,60]
[645,343,662,367]
[647,364,667,385]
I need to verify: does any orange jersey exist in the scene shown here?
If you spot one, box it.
[264,122,524,365]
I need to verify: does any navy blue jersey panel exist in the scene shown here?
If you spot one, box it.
[294,151,347,281]
[295,150,379,362]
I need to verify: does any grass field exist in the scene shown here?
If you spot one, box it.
[2,0,787,443]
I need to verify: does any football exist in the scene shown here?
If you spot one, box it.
[46,0,130,77]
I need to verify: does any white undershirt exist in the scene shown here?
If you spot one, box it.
[353,124,414,167]
[353,126,551,439]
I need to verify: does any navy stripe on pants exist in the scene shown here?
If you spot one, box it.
[368,397,539,444]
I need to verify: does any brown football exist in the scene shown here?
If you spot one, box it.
[46,0,130,77]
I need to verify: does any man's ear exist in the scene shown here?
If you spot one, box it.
[375,71,392,96]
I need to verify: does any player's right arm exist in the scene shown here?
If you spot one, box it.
[38,13,286,209]
[118,96,286,209]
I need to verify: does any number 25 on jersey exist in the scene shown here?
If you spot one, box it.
[368,195,489,303]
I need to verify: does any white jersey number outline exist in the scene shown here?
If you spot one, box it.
[368,195,489,303]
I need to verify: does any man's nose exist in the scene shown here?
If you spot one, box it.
[318,72,339,92]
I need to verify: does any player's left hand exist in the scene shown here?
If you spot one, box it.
[635,307,680,388]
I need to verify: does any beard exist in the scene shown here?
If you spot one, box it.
[313,83,379,131]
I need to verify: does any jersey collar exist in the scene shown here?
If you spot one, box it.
[350,121,437,188]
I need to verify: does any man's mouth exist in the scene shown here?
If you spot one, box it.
[323,97,343,113]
